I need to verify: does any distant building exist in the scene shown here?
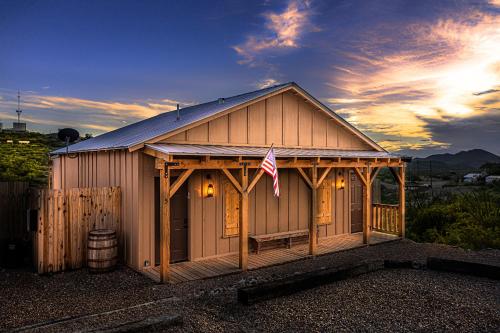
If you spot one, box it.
[486,175,500,184]
[1,122,27,133]
[12,122,27,132]
[463,173,482,183]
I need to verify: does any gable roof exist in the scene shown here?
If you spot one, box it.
[52,82,385,155]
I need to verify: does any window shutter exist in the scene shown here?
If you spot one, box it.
[316,179,332,225]
[223,179,240,237]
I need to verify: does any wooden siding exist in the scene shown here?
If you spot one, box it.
[51,151,157,271]
[187,168,351,260]
[160,91,373,150]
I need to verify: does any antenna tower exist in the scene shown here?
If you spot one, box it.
[16,90,22,123]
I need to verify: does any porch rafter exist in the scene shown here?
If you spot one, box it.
[317,167,332,188]
[169,169,194,199]
[296,167,313,188]
[370,167,381,185]
[221,168,243,194]
[247,169,265,194]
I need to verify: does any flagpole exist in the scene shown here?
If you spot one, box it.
[253,143,274,179]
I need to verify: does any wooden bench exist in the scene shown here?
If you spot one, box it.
[249,229,309,254]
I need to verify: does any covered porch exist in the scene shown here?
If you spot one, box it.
[144,231,399,283]
[143,143,406,283]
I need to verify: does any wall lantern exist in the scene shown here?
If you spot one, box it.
[338,172,345,190]
[206,174,214,198]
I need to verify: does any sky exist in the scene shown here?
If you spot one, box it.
[0,0,499,157]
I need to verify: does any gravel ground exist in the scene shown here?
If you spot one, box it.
[2,239,500,332]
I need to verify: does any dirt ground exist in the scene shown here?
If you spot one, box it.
[1,239,499,332]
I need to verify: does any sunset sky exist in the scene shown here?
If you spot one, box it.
[0,0,499,157]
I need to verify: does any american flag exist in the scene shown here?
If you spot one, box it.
[261,146,279,197]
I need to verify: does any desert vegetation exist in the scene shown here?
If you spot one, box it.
[406,185,500,250]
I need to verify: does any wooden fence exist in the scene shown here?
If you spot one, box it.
[372,203,399,235]
[34,187,121,274]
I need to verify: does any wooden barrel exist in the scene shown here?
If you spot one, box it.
[87,229,117,273]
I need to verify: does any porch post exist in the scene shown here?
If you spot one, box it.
[159,160,171,282]
[398,164,406,238]
[239,165,249,270]
[363,164,372,244]
[309,163,318,255]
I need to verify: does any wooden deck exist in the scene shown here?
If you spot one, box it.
[143,232,399,284]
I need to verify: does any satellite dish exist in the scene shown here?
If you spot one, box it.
[58,128,80,143]
[58,128,80,156]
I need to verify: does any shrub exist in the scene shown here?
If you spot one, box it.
[406,187,500,250]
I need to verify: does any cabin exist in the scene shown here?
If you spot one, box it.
[463,173,482,183]
[51,82,406,283]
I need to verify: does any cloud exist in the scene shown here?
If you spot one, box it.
[255,78,279,89]
[233,0,317,66]
[473,89,499,96]
[326,9,500,153]
[0,90,188,135]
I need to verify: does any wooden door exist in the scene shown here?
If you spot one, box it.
[350,171,364,233]
[154,176,189,265]
[170,180,189,263]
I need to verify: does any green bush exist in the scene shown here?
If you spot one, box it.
[407,187,500,250]
[0,132,64,186]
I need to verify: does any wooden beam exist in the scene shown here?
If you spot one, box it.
[316,167,332,188]
[169,169,194,199]
[370,167,381,185]
[363,165,372,244]
[239,167,249,270]
[297,167,313,188]
[247,169,264,193]
[167,158,403,170]
[389,167,403,185]
[145,146,170,160]
[221,168,243,193]
[309,164,318,255]
[159,163,171,283]
[353,167,367,187]
[398,165,406,238]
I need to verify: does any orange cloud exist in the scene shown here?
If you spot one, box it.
[0,90,189,134]
[328,10,500,152]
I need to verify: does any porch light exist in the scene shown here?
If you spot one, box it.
[206,174,214,197]
[338,172,345,190]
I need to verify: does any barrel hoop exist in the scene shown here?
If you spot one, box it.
[87,245,117,250]
[88,257,118,263]
[88,236,116,240]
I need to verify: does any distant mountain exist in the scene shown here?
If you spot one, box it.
[409,149,500,175]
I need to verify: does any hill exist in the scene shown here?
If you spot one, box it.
[0,131,65,186]
[408,149,500,177]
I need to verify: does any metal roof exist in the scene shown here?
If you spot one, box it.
[145,144,398,159]
[52,82,384,155]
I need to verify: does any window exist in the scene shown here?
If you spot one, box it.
[223,179,239,237]
[316,178,332,225]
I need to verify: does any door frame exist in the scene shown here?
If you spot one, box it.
[154,176,190,266]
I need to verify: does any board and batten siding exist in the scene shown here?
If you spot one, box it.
[50,151,157,271]
[161,91,372,150]
[187,168,351,260]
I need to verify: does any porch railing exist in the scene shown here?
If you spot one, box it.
[372,203,399,235]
